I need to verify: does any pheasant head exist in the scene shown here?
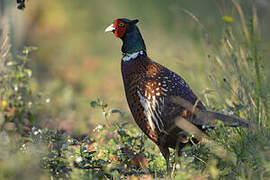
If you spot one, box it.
[105,18,146,55]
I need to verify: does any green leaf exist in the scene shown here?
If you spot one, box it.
[111,109,121,114]
[16,72,25,79]
[6,61,17,66]
[24,69,32,77]
[28,113,36,124]
[102,104,108,109]
[90,101,97,108]
[97,98,103,106]
[23,46,38,55]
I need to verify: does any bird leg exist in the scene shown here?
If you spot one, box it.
[159,145,171,175]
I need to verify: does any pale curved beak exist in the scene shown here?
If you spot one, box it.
[105,24,115,32]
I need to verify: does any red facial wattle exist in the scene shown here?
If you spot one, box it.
[113,19,128,38]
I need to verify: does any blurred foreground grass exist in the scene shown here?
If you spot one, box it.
[0,0,270,179]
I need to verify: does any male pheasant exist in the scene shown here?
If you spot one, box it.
[105,18,249,172]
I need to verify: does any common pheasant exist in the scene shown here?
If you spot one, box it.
[105,18,249,172]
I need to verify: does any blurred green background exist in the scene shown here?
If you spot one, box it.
[5,0,270,134]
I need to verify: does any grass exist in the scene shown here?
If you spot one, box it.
[0,0,270,179]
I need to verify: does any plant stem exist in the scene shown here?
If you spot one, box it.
[251,0,269,125]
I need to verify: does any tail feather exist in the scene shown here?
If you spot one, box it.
[202,110,249,128]
[170,96,249,128]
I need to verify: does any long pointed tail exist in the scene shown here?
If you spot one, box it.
[170,96,249,128]
[203,110,249,127]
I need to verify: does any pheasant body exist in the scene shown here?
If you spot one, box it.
[121,52,206,147]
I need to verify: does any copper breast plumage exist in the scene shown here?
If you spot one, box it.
[121,54,206,147]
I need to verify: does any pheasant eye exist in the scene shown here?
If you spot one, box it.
[118,22,125,27]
